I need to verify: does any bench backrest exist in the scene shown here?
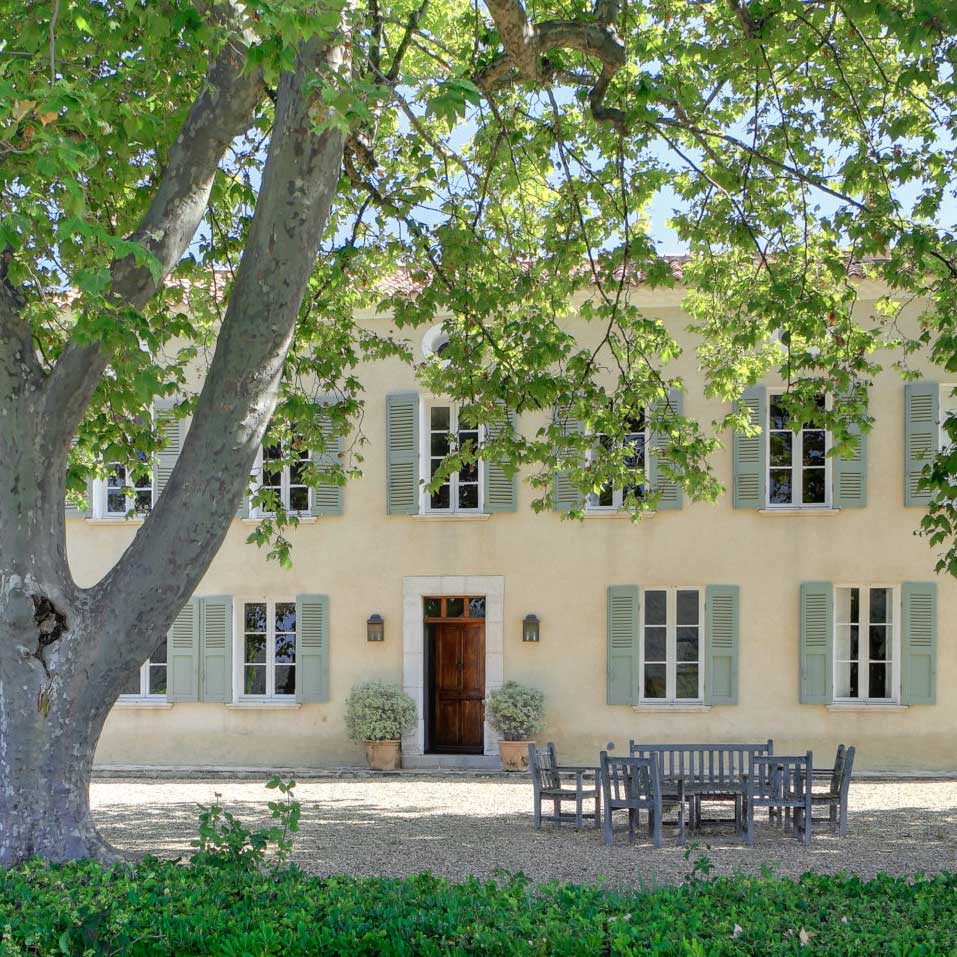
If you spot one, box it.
[628,740,773,785]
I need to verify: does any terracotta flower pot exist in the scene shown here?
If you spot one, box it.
[499,740,533,772]
[364,739,401,771]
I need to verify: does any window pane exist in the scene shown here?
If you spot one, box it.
[835,588,855,624]
[769,432,792,467]
[835,661,854,698]
[244,603,267,633]
[431,432,450,456]
[274,665,296,696]
[676,590,699,625]
[835,624,855,661]
[459,460,478,482]
[869,625,888,662]
[424,598,442,617]
[869,663,890,699]
[289,455,307,484]
[676,627,699,662]
[593,483,614,507]
[644,627,666,661]
[244,666,266,696]
[289,487,309,511]
[769,470,792,504]
[802,430,825,466]
[275,633,297,664]
[870,588,889,624]
[802,468,826,504]
[468,597,486,618]
[151,638,167,665]
[122,670,142,696]
[445,597,464,617]
[244,635,267,664]
[676,664,699,699]
[275,602,296,632]
[645,590,666,626]
[148,665,167,696]
[431,406,450,430]
[644,664,666,699]
[850,587,860,622]
[458,484,478,509]
[769,398,790,430]
[430,483,450,510]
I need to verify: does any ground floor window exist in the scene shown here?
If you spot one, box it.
[241,601,297,698]
[641,587,703,702]
[834,585,896,701]
[120,639,167,698]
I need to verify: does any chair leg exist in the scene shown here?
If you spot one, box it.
[839,799,849,837]
[593,788,602,830]
[829,802,837,834]
[576,791,583,829]
[628,808,636,844]
[533,796,542,831]
[653,810,662,849]
[602,804,614,846]
[553,798,561,826]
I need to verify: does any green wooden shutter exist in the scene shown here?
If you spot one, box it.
[607,585,639,705]
[166,599,199,703]
[705,584,739,705]
[904,381,939,506]
[64,479,93,518]
[553,407,584,512]
[296,594,329,703]
[386,393,419,515]
[311,406,344,516]
[154,401,185,501]
[733,386,766,509]
[199,596,232,703]
[902,581,937,704]
[800,581,833,704]
[833,412,868,508]
[648,388,683,510]
[483,403,518,513]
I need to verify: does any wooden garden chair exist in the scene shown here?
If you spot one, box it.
[810,744,855,836]
[599,752,675,848]
[745,751,813,846]
[528,742,601,830]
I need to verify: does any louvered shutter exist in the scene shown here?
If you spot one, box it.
[733,386,767,509]
[386,393,419,514]
[154,401,185,501]
[800,582,833,704]
[200,596,232,703]
[296,594,329,703]
[902,582,937,704]
[648,388,683,510]
[483,403,518,513]
[904,382,939,506]
[833,421,868,507]
[166,599,199,703]
[607,585,639,705]
[311,406,344,516]
[553,407,584,512]
[705,585,739,705]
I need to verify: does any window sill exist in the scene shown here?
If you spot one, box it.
[113,698,172,709]
[240,516,318,525]
[758,507,840,516]
[585,510,655,520]
[632,704,711,713]
[226,701,302,710]
[85,517,146,525]
[412,513,491,522]
[827,703,908,713]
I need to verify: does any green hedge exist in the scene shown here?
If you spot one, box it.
[2,860,957,955]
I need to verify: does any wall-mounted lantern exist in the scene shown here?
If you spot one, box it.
[522,613,540,643]
[367,613,385,642]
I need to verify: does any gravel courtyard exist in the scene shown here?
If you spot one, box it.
[92,774,957,888]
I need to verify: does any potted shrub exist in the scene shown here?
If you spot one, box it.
[345,681,417,771]
[485,681,545,771]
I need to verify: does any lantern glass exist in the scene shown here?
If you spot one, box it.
[367,614,385,642]
[522,614,540,643]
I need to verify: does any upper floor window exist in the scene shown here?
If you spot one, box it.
[587,414,646,510]
[768,392,830,507]
[240,600,297,698]
[120,639,167,699]
[422,324,451,361]
[252,431,310,516]
[103,453,153,517]
[423,402,482,513]
[834,585,897,702]
[641,587,703,703]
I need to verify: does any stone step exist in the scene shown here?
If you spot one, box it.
[401,753,502,771]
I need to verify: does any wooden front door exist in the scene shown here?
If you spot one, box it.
[428,615,486,754]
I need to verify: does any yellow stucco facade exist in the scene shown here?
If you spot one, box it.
[76,281,957,772]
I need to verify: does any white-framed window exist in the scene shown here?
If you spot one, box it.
[834,585,898,702]
[767,391,830,507]
[640,587,704,702]
[587,414,647,511]
[119,639,167,699]
[94,453,154,518]
[421,401,482,513]
[940,384,957,449]
[251,432,311,516]
[236,600,297,699]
